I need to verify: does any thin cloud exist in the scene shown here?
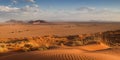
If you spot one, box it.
[0,5,19,12]
[11,0,18,5]
[76,7,95,13]
[11,0,36,5]
[26,0,35,3]
[0,5,120,22]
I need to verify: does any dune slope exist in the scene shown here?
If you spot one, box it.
[0,49,119,60]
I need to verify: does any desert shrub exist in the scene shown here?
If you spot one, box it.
[74,41,84,46]
[84,40,98,45]
[37,45,58,51]
[20,43,49,52]
[6,38,29,43]
[38,44,51,51]
[67,35,80,41]
[55,40,65,45]
[101,30,120,47]
[20,47,28,52]
[0,44,8,53]
[65,34,100,46]
[20,44,36,52]
[0,47,8,53]
[0,44,6,48]
[38,47,48,51]
[11,32,14,33]
[24,44,33,48]
[65,40,84,46]
[64,41,73,46]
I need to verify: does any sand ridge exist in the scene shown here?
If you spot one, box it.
[0,49,119,60]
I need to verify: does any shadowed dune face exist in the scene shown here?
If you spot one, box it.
[0,49,119,60]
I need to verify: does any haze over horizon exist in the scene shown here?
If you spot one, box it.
[0,0,120,22]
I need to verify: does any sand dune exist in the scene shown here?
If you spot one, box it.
[0,49,119,60]
[0,23,120,38]
[80,43,110,51]
[0,23,120,60]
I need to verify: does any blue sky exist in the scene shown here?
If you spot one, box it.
[0,0,120,10]
[0,0,120,22]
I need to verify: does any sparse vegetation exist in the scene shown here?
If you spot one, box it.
[0,29,120,53]
[0,44,8,53]
[0,47,8,53]
[101,30,120,47]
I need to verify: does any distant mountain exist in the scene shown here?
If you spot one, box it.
[5,19,47,24]
[5,19,25,24]
[88,20,115,22]
[28,20,47,24]
[89,20,105,22]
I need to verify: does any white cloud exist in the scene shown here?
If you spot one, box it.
[76,7,95,13]
[11,0,18,5]
[10,0,35,5]
[26,0,35,3]
[20,4,40,12]
[0,6,120,22]
[0,6,19,12]
[0,5,40,21]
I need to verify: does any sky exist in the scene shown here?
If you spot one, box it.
[0,0,120,22]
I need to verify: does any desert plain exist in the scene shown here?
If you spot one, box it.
[0,22,120,60]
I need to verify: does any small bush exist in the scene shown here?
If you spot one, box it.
[48,45,59,49]
[20,44,37,52]
[0,47,8,53]
[66,41,84,46]
[37,44,49,51]
[24,44,33,48]
[67,35,80,41]
[21,47,30,52]
[38,47,48,51]
[74,41,84,46]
